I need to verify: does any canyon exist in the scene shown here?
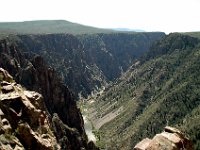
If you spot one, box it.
[0,20,199,149]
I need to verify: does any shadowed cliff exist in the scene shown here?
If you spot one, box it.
[0,38,99,150]
[12,32,164,97]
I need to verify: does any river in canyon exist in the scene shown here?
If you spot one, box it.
[83,115,96,142]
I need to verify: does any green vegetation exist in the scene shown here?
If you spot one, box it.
[0,20,116,35]
[183,32,200,39]
[180,104,200,149]
[88,33,200,149]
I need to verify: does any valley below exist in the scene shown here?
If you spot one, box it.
[80,32,200,150]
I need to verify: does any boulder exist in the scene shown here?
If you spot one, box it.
[134,126,194,150]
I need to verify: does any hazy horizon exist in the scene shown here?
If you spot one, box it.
[0,0,200,33]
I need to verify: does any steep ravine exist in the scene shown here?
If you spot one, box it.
[0,31,164,149]
[85,33,200,150]
[15,32,165,97]
[0,38,99,149]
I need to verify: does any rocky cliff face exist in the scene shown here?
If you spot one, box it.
[0,38,98,149]
[134,126,193,150]
[13,32,164,97]
[0,68,59,149]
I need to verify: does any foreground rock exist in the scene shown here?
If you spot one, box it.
[0,68,99,149]
[134,126,193,150]
[0,68,59,149]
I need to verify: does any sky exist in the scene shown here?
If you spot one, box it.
[0,0,200,33]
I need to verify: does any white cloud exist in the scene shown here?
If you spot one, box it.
[0,0,199,33]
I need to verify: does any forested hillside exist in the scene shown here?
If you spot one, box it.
[85,33,200,149]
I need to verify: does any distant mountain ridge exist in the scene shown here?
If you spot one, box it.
[0,20,115,35]
[112,28,145,32]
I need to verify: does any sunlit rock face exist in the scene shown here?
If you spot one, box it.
[134,126,194,150]
[0,67,59,149]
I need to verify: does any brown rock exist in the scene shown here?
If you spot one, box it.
[164,126,185,138]
[0,134,25,150]
[133,126,194,150]
[1,118,12,133]
[161,132,182,146]
[0,68,13,82]
[147,134,177,150]
[24,90,44,110]
[134,138,152,150]
[0,68,59,149]
[14,145,24,150]
[17,123,53,150]
[1,84,14,93]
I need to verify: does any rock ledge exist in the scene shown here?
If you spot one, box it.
[134,126,193,150]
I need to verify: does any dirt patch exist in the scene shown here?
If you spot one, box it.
[91,106,123,129]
